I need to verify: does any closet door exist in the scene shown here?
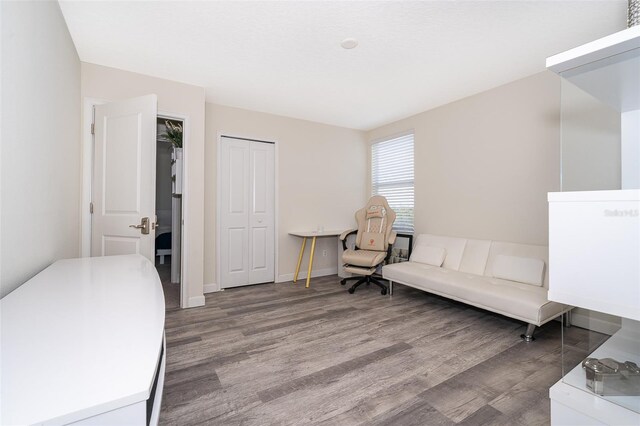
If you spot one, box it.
[220,137,275,288]
[220,138,250,287]
[249,142,275,284]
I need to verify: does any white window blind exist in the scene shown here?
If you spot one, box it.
[371,133,414,233]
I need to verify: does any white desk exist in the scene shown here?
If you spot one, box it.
[1,254,166,425]
[289,230,344,288]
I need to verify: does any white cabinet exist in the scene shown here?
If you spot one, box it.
[172,147,183,195]
[547,25,640,425]
[0,255,166,425]
[548,190,640,321]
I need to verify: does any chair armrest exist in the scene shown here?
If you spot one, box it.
[385,231,398,263]
[340,229,357,240]
[388,231,397,245]
[340,229,357,251]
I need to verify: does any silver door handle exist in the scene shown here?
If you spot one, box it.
[129,217,150,235]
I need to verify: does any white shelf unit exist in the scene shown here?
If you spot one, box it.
[562,324,640,414]
[546,25,640,113]
[550,321,640,425]
[547,25,640,425]
[548,190,640,322]
[0,255,166,425]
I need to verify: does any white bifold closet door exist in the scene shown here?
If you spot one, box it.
[220,136,275,288]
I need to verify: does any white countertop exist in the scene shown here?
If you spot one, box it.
[1,255,165,425]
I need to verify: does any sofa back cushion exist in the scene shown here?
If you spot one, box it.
[458,239,491,275]
[410,245,446,266]
[484,241,549,288]
[492,254,545,286]
[415,234,467,271]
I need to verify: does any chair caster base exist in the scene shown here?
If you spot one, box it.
[345,275,387,296]
[340,279,346,285]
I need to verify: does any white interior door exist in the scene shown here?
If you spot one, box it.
[220,136,275,288]
[249,142,275,284]
[220,138,250,287]
[91,95,158,261]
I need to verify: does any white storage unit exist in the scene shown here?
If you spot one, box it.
[547,25,640,425]
[172,147,183,195]
[0,255,166,425]
[548,190,640,321]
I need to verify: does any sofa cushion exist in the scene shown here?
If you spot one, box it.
[415,234,467,271]
[484,241,549,288]
[382,262,436,285]
[492,254,545,286]
[458,238,491,275]
[343,249,386,267]
[410,245,446,266]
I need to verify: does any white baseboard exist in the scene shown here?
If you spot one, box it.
[277,266,337,283]
[187,295,205,308]
[203,283,219,293]
[571,310,620,335]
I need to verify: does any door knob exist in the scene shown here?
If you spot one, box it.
[129,217,150,235]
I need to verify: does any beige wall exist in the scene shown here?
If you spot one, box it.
[1,1,81,298]
[81,63,206,306]
[368,71,561,246]
[205,103,367,287]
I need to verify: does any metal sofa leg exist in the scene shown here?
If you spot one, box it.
[521,324,536,342]
[563,310,572,328]
[389,280,393,296]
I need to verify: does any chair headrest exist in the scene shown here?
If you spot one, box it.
[366,205,386,219]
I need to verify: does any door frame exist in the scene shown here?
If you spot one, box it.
[158,111,189,309]
[81,97,190,308]
[216,132,279,291]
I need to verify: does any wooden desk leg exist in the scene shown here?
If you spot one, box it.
[305,236,317,288]
[293,237,307,283]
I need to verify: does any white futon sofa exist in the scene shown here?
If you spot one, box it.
[382,233,570,341]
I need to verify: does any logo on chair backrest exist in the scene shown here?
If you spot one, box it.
[369,238,375,246]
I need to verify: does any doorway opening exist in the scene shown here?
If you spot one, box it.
[83,97,190,309]
[156,117,183,309]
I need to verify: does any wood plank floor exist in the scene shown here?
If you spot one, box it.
[158,273,598,426]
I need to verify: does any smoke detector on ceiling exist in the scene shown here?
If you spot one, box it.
[341,38,358,49]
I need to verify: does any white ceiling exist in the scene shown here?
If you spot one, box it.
[59,1,628,130]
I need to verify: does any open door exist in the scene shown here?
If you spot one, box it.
[91,95,158,261]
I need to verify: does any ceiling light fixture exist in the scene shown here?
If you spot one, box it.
[341,38,358,49]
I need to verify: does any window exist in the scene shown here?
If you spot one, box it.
[371,132,414,233]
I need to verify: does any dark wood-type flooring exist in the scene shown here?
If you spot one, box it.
[157,272,601,425]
